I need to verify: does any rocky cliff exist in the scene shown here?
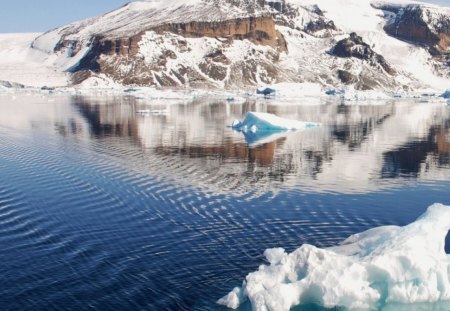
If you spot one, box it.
[375,3,450,54]
[29,0,450,91]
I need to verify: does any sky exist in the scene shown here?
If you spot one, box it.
[0,0,449,33]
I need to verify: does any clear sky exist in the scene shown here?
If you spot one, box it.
[0,0,449,33]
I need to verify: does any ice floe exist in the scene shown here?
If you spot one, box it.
[218,203,450,310]
[232,112,320,132]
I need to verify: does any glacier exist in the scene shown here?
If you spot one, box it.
[218,203,450,310]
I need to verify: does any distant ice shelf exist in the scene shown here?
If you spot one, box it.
[218,203,450,310]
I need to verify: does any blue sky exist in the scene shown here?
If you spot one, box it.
[0,0,449,33]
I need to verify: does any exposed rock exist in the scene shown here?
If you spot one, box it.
[331,33,395,74]
[204,50,231,65]
[198,60,228,81]
[58,15,287,87]
[377,4,450,54]
[154,16,281,48]
[304,18,337,36]
[337,69,357,84]
[270,2,337,37]
[0,80,25,88]
[26,0,450,91]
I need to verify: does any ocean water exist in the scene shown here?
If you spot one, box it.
[0,94,449,310]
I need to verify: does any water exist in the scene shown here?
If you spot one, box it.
[0,94,450,310]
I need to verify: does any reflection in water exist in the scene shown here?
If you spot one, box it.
[2,94,449,194]
[383,124,450,178]
[62,96,450,194]
[1,94,450,310]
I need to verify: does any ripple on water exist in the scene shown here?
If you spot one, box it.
[1,99,449,310]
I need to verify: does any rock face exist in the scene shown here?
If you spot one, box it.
[0,80,25,89]
[332,33,394,74]
[376,3,450,54]
[65,15,286,87]
[29,0,450,91]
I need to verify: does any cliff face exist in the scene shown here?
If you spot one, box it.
[155,16,279,47]
[332,33,394,74]
[65,16,286,87]
[29,0,450,91]
[378,4,450,54]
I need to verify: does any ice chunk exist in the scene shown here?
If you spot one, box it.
[440,90,450,99]
[231,112,320,132]
[218,203,450,310]
[256,87,276,96]
[217,287,246,309]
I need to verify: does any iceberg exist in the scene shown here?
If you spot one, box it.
[218,203,450,310]
[232,112,320,133]
[257,87,276,96]
[440,90,450,99]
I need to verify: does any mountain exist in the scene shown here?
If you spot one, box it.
[7,0,450,92]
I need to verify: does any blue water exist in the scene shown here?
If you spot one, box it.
[1,94,450,310]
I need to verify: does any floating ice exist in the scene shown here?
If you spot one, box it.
[232,112,320,132]
[218,203,450,310]
[440,90,450,99]
[232,112,320,147]
[257,87,276,96]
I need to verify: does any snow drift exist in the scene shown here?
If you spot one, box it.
[218,203,450,310]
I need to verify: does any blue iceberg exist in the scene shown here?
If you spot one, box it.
[440,90,450,99]
[232,112,320,132]
[232,112,320,146]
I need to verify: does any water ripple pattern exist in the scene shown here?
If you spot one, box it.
[0,96,449,310]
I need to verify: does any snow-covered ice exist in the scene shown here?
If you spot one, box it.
[218,203,450,310]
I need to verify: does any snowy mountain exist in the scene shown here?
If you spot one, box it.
[2,0,450,92]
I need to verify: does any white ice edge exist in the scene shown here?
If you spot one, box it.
[218,203,450,310]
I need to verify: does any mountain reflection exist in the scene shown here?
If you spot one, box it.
[58,97,450,193]
[382,124,450,178]
[73,97,139,139]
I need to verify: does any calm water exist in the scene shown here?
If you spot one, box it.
[1,94,450,310]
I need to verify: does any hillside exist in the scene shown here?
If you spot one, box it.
[1,0,450,94]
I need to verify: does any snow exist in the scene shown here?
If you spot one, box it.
[232,112,320,133]
[0,33,70,87]
[34,0,252,49]
[219,203,450,310]
[1,0,450,95]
